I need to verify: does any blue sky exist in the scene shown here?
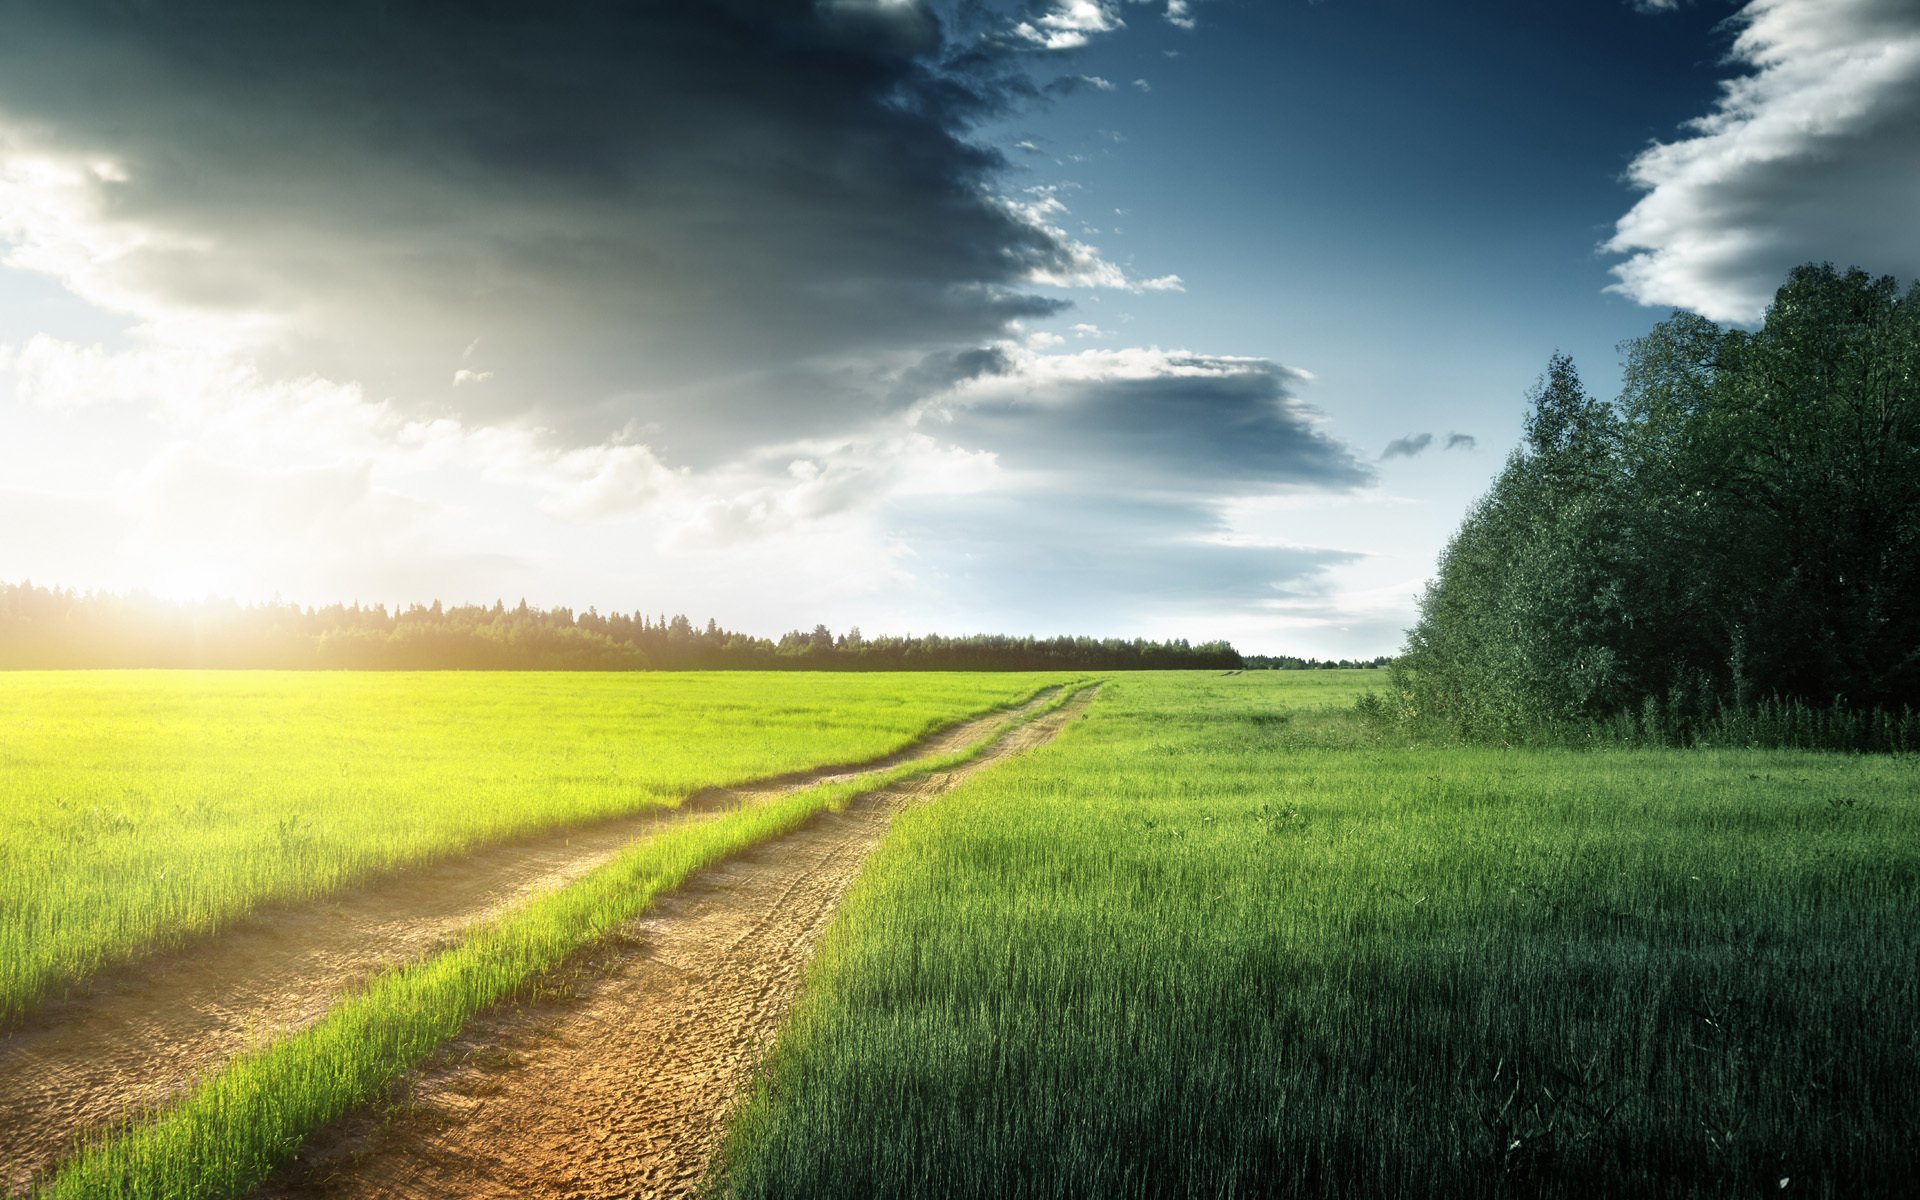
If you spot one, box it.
[2,0,1916,655]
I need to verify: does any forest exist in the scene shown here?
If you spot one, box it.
[1394,263,1920,749]
[1242,654,1393,671]
[0,582,1241,672]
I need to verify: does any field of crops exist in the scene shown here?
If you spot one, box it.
[0,670,1066,1025]
[719,671,1920,1198]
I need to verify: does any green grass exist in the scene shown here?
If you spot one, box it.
[36,682,1096,1200]
[718,670,1920,1199]
[0,670,1071,1024]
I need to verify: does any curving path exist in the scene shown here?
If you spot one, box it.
[254,687,1097,1200]
[0,688,1066,1197]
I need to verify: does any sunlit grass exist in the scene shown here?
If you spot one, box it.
[718,671,1920,1198]
[36,683,1096,1200]
[0,670,1070,1024]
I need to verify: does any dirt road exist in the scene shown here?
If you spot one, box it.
[255,687,1095,1200]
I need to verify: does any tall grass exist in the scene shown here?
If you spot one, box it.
[1602,693,1920,753]
[0,670,1069,1024]
[1359,671,1920,753]
[719,671,1920,1198]
[36,682,1095,1200]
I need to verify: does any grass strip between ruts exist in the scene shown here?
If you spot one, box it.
[36,681,1094,1200]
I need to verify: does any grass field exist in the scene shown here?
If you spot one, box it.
[719,671,1920,1198]
[0,670,1069,1024]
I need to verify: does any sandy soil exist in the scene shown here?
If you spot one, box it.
[0,688,1065,1197]
[253,687,1095,1200]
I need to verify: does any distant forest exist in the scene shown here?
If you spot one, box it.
[1393,263,1920,751]
[0,582,1244,672]
[1243,654,1392,671]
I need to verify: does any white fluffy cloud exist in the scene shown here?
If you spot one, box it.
[1606,0,1920,323]
[1014,2,1124,50]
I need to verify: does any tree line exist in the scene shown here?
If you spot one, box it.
[1242,654,1393,671]
[0,582,1242,672]
[1391,263,1920,750]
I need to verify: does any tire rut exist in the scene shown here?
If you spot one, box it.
[252,686,1096,1200]
[0,688,1066,1198]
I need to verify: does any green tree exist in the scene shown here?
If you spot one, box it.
[1401,263,1920,740]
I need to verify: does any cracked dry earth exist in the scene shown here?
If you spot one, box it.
[255,688,1095,1200]
[0,687,1068,1197]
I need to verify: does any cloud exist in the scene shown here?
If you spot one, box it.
[889,492,1360,629]
[642,342,1374,630]
[0,332,682,526]
[1165,1,1198,30]
[0,1,1383,643]
[1014,2,1124,50]
[2,329,1372,636]
[0,0,1158,449]
[885,345,1016,405]
[1380,433,1435,460]
[1445,432,1477,451]
[919,345,1371,494]
[1046,74,1117,94]
[1605,0,1920,323]
[1004,188,1186,293]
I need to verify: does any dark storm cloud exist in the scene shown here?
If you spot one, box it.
[0,0,1086,444]
[1379,432,1433,460]
[889,345,1017,405]
[933,353,1372,493]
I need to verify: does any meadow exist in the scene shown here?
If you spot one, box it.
[0,670,1066,1025]
[719,670,1920,1198]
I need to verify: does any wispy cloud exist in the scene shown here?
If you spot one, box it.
[1380,433,1434,460]
[1380,431,1475,458]
[1007,188,1185,293]
[1045,73,1117,94]
[1606,0,1920,323]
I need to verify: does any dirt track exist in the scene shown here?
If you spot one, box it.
[0,688,1067,1198]
[254,687,1095,1200]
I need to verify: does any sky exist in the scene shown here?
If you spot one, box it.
[2,0,1917,656]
